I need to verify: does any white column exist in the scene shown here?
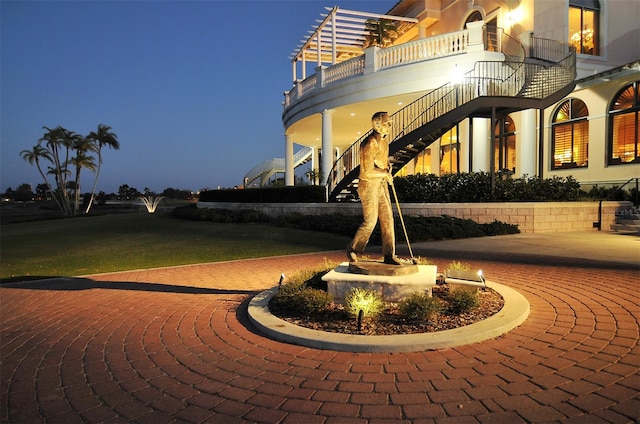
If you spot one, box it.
[472,118,490,171]
[316,33,322,67]
[321,109,334,186]
[334,147,342,179]
[311,146,318,184]
[301,50,306,80]
[331,10,337,64]
[519,109,537,177]
[285,134,294,186]
[431,143,440,174]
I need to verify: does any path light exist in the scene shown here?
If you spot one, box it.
[345,288,384,319]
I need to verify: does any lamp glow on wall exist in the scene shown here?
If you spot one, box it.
[450,64,464,85]
[505,7,523,28]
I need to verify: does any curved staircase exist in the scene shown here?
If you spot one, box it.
[327,32,576,201]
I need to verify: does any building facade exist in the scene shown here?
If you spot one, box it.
[246,0,639,199]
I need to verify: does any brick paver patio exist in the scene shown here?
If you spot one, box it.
[1,248,639,423]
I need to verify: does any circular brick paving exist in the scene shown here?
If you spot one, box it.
[1,252,639,423]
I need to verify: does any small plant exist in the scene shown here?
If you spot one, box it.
[344,288,384,319]
[413,256,434,265]
[446,261,471,271]
[447,288,479,314]
[399,292,440,321]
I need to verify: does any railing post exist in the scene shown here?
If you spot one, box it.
[466,21,484,52]
[315,66,326,89]
[363,46,378,75]
[595,200,602,231]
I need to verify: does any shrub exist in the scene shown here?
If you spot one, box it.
[270,282,332,317]
[198,186,326,203]
[447,288,479,314]
[268,264,335,317]
[172,205,520,241]
[398,292,440,321]
[344,288,384,319]
[393,172,583,202]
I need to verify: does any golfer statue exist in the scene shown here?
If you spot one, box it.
[347,112,402,265]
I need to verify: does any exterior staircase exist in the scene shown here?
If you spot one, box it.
[327,31,576,201]
[611,212,640,234]
[244,146,313,188]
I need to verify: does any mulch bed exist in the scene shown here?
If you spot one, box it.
[276,285,504,336]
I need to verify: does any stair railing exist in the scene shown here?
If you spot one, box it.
[326,32,575,200]
[593,177,640,230]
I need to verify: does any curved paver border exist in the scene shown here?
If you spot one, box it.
[248,280,530,352]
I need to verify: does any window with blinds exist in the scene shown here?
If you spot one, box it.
[552,99,589,169]
[609,81,640,165]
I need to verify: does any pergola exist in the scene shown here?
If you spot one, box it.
[289,6,418,81]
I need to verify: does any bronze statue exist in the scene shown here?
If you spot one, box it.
[347,112,402,265]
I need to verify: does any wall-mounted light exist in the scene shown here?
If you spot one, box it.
[450,64,463,85]
[505,7,523,28]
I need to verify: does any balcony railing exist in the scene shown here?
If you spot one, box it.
[283,28,475,109]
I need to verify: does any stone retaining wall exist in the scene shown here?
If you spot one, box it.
[197,201,631,233]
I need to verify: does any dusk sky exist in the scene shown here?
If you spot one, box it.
[1,0,390,194]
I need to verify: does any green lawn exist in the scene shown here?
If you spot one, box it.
[0,211,350,281]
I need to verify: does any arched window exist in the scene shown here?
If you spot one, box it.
[569,0,600,55]
[465,11,483,25]
[494,117,516,172]
[552,99,589,169]
[608,81,640,165]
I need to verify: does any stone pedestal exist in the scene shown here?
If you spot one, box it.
[322,262,438,303]
[444,269,486,293]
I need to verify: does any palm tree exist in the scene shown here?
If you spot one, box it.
[363,18,399,48]
[69,136,97,214]
[85,124,120,213]
[20,145,65,211]
[39,126,82,215]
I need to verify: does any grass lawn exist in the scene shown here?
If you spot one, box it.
[0,211,350,281]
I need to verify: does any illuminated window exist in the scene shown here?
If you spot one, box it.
[494,117,516,172]
[569,0,599,55]
[608,81,640,165]
[413,148,431,174]
[552,99,589,169]
[440,127,459,174]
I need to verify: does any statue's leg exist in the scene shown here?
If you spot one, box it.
[348,181,379,260]
[378,183,396,259]
[377,183,402,265]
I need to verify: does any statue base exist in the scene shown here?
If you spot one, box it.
[323,262,438,304]
[348,261,419,276]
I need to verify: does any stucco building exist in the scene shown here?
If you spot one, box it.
[245,0,639,201]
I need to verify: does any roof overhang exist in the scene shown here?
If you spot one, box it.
[289,6,418,65]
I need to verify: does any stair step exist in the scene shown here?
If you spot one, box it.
[611,223,640,234]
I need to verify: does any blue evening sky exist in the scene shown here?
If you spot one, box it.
[1,0,390,194]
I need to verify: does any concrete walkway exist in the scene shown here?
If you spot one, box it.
[1,231,638,423]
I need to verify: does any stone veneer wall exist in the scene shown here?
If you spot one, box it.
[197,201,631,234]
